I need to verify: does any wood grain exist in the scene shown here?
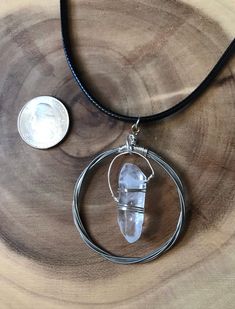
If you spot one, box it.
[0,1,234,308]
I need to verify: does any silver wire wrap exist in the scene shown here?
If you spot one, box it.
[72,146,186,264]
[107,150,154,203]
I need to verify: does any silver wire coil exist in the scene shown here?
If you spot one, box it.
[72,147,186,264]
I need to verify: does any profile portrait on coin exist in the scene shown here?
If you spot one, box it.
[17,96,69,149]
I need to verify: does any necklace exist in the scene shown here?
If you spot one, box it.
[60,1,235,264]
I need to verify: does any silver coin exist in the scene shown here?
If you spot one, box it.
[17,96,69,149]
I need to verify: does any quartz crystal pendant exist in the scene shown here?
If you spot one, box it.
[117,163,147,243]
[107,120,154,244]
[73,119,186,263]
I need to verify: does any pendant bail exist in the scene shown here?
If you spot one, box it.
[126,118,140,152]
[131,117,140,135]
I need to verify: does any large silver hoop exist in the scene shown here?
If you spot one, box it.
[72,145,186,264]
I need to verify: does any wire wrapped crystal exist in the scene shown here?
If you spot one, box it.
[107,121,154,243]
[117,163,147,243]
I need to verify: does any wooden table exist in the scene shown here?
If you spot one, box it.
[0,1,234,308]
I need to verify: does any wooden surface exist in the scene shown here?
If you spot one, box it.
[0,1,235,308]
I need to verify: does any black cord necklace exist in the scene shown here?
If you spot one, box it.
[60,0,235,264]
[60,1,235,123]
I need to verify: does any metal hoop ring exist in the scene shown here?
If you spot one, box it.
[72,147,186,264]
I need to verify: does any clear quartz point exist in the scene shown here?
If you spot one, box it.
[117,163,147,243]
